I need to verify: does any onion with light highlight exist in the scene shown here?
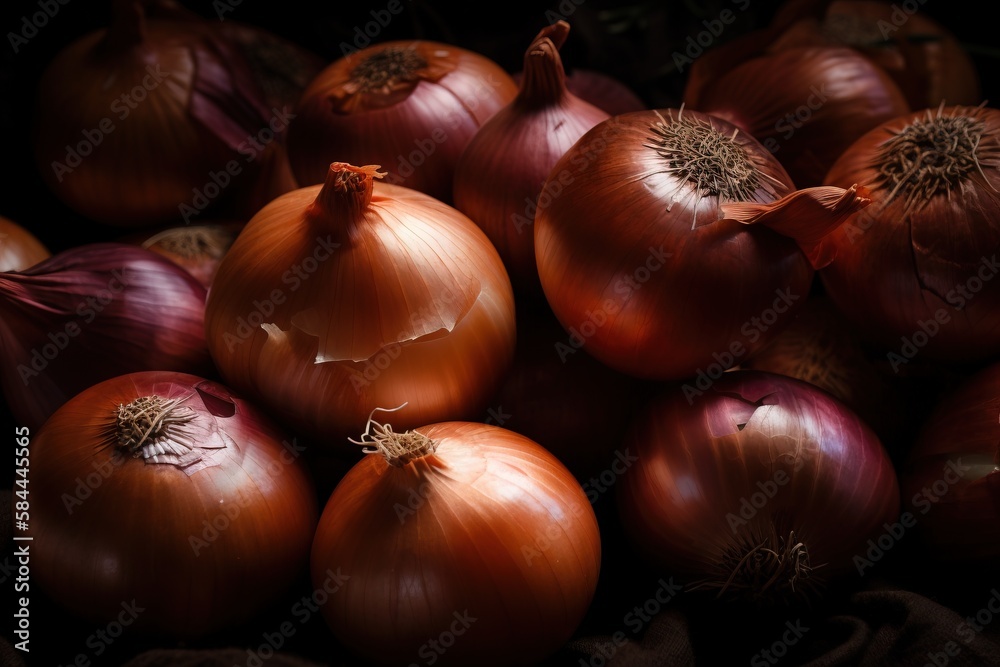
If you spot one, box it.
[617,370,900,606]
[310,412,601,667]
[28,371,319,638]
[204,163,517,451]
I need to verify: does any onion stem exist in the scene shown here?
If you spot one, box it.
[349,405,438,468]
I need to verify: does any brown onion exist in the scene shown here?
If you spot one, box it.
[0,243,213,431]
[310,415,601,666]
[453,21,610,297]
[286,39,517,203]
[534,107,870,381]
[0,215,49,272]
[28,371,318,638]
[819,104,1000,364]
[120,220,244,288]
[32,0,274,226]
[205,163,517,451]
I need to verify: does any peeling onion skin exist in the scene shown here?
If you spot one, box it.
[533,109,815,381]
[310,420,601,667]
[28,371,319,638]
[819,105,1000,363]
[901,362,1000,565]
[286,40,518,204]
[616,370,900,607]
[204,163,517,452]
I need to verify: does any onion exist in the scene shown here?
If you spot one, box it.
[286,39,518,203]
[453,21,610,297]
[739,294,908,451]
[533,107,871,381]
[120,220,244,288]
[901,361,1000,565]
[28,370,318,638]
[512,67,647,117]
[0,215,49,272]
[204,163,517,450]
[0,243,213,431]
[483,299,650,481]
[771,0,983,110]
[687,45,910,188]
[616,370,900,606]
[310,413,601,666]
[819,104,1000,364]
[31,0,274,226]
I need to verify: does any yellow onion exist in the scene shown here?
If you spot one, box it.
[119,220,245,288]
[453,21,610,298]
[311,414,601,666]
[32,0,275,226]
[205,163,517,452]
[286,39,517,203]
[0,215,49,272]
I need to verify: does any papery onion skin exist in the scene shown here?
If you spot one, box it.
[119,220,244,288]
[533,108,814,381]
[32,1,272,226]
[819,104,1000,363]
[205,163,517,451]
[454,21,610,297]
[900,361,1000,565]
[512,67,647,117]
[689,46,910,188]
[772,0,982,110]
[27,371,319,638]
[286,40,518,203]
[0,243,213,431]
[616,370,900,606]
[310,419,601,667]
[0,215,49,272]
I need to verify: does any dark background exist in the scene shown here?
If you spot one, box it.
[3,1,1000,667]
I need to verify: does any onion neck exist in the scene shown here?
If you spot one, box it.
[306,163,386,240]
[516,21,571,110]
[115,395,196,461]
[350,409,438,468]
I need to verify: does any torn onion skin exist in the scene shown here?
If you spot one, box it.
[204,163,517,451]
[28,371,319,638]
[901,362,1000,565]
[616,370,900,607]
[310,416,601,667]
[533,107,870,381]
[819,104,1000,363]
